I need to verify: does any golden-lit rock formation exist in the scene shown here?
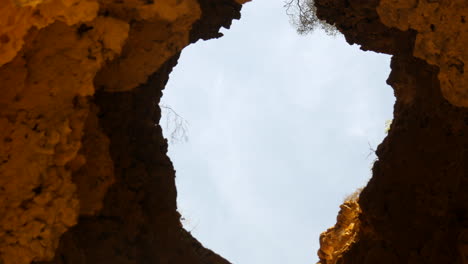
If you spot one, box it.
[0,0,99,67]
[317,200,361,264]
[0,0,466,263]
[377,0,468,107]
[315,0,468,263]
[0,0,246,263]
[0,18,128,263]
[93,0,201,92]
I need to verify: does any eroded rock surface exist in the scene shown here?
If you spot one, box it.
[1,0,466,263]
[377,0,467,107]
[0,0,246,263]
[316,0,468,263]
[318,200,361,264]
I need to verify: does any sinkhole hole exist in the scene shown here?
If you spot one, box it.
[160,1,394,264]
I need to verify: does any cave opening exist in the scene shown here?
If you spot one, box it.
[160,1,395,263]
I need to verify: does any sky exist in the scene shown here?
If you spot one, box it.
[160,1,395,263]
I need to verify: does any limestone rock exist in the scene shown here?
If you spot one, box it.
[315,0,468,263]
[0,0,245,263]
[377,0,468,106]
[317,200,361,264]
[1,0,467,263]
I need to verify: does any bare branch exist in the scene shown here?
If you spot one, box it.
[284,0,339,35]
[160,104,189,144]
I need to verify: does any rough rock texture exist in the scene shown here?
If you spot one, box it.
[0,0,100,67]
[1,0,466,263]
[377,0,468,107]
[0,0,246,263]
[317,200,361,264]
[0,19,128,263]
[37,54,232,264]
[315,0,468,263]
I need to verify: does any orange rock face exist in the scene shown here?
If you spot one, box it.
[0,19,127,263]
[317,200,361,264]
[0,0,466,263]
[377,0,468,107]
[315,0,468,263]
[0,0,244,263]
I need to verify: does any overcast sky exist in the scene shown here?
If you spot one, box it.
[160,1,394,263]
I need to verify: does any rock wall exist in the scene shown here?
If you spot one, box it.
[0,0,247,263]
[377,0,467,107]
[315,0,468,263]
[0,0,466,263]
